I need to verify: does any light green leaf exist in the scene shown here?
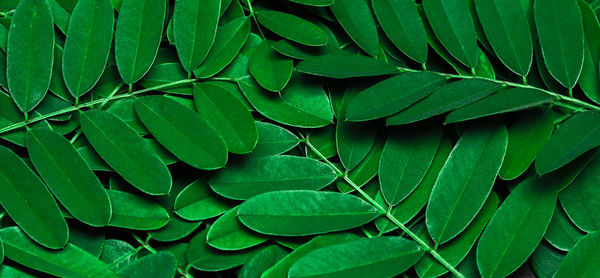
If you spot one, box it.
[174,179,235,221]
[252,121,299,156]
[207,206,267,251]
[108,190,169,230]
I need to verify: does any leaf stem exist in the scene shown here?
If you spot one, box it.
[301,135,464,278]
[244,0,267,39]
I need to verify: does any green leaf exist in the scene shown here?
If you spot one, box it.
[80,110,172,195]
[578,0,600,103]
[476,176,558,278]
[207,206,267,251]
[379,125,442,206]
[554,231,600,278]
[422,0,479,68]
[372,0,428,63]
[62,0,114,97]
[445,87,555,124]
[474,0,533,75]
[263,233,360,278]
[173,0,220,72]
[174,179,235,221]
[536,111,600,175]
[139,63,192,95]
[534,0,584,88]
[288,237,424,278]
[386,79,501,125]
[26,128,111,227]
[135,95,228,170]
[499,108,554,180]
[336,136,385,193]
[560,153,600,232]
[544,205,586,251]
[0,227,117,277]
[330,0,379,56]
[530,242,565,278]
[296,54,399,78]
[238,75,333,128]
[238,190,379,236]
[118,252,177,278]
[239,245,289,278]
[249,40,293,92]
[194,83,257,154]
[252,121,299,156]
[0,145,68,249]
[210,155,336,200]
[115,0,166,84]
[7,0,54,112]
[193,17,251,78]
[345,72,447,121]
[289,0,334,7]
[108,190,169,230]
[187,228,260,272]
[426,123,507,244]
[256,10,327,46]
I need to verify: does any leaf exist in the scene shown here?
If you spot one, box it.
[445,87,555,124]
[238,75,334,128]
[426,123,507,244]
[0,227,117,277]
[173,0,220,72]
[239,245,289,278]
[422,0,479,68]
[0,145,68,249]
[209,155,336,200]
[80,110,172,195]
[499,107,554,180]
[372,0,428,63]
[194,83,257,154]
[26,128,111,227]
[7,0,54,112]
[288,237,424,278]
[62,0,114,97]
[108,190,169,230]
[536,111,600,175]
[262,233,361,278]
[534,0,584,88]
[256,10,328,46]
[474,0,533,75]
[386,79,501,125]
[554,231,600,278]
[330,0,379,57]
[578,0,600,103]
[174,179,235,221]
[114,0,165,84]
[249,40,293,92]
[296,54,399,78]
[336,136,385,193]
[345,72,448,121]
[135,95,228,170]
[238,190,380,236]
[193,17,251,78]
[379,125,442,206]
[560,153,600,232]
[289,0,334,7]
[139,63,192,95]
[252,121,299,156]
[187,228,260,272]
[544,204,586,251]
[530,242,565,278]
[476,176,558,278]
[207,206,267,251]
[117,252,176,278]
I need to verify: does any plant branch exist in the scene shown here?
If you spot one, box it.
[301,135,465,278]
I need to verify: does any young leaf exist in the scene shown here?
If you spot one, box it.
[194,83,258,154]
[379,125,442,206]
[207,206,267,251]
[115,0,166,84]
[209,155,337,200]
[80,110,172,195]
[554,231,600,278]
[0,145,68,249]
[174,179,235,221]
[62,0,114,97]
[426,123,507,244]
[108,190,169,230]
[474,0,533,75]
[296,54,399,78]
[249,40,293,92]
[7,0,54,112]
[330,0,379,57]
[173,0,220,72]
[255,10,328,46]
[135,95,228,170]
[26,128,111,227]
[288,237,424,278]
[534,0,584,89]
[238,190,380,236]
[536,111,600,175]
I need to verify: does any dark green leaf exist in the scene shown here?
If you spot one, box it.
[108,190,169,230]
[249,40,293,92]
[117,252,177,278]
[207,206,267,250]
[554,231,600,278]
[560,152,600,232]
[174,179,235,221]
[252,121,299,156]
[544,205,586,251]
[256,10,328,46]
[296,54,399,78]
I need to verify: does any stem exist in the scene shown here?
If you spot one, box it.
[0,79,196,136]
[302,135,464,278]
[245,0,267,39]
[131,233,193,278]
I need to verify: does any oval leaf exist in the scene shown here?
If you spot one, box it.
[108,190,169,230]
[256,10,328,46]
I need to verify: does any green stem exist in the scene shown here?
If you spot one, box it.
[131,233,193,278]
[302,135,464,278]
[245,0,267,39]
